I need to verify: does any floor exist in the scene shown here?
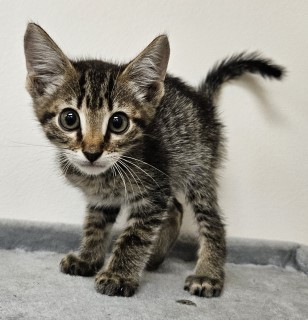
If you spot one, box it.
[1,249,307,320]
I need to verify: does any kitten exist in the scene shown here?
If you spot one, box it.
[24,23,284,297]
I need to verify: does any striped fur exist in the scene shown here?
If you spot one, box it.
[24,23,285,297]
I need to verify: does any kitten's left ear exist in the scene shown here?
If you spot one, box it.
[121,35,170,103]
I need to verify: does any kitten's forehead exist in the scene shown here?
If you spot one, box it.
[72,60,122,112]
[72,61,147,125]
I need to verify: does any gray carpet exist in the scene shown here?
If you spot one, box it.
[0,219,308,320]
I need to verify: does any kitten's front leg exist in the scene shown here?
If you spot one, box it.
[60,204,120,277]
[95,196,169,297]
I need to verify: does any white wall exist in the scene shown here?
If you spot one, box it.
[0,0,307,244]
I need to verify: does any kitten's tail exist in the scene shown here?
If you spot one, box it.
[198,52,285,102]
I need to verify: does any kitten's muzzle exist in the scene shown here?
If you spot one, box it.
[83,151,103,163]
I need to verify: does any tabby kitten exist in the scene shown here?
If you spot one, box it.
[24,23,284,297]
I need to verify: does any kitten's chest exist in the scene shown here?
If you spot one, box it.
[67,171,128,206]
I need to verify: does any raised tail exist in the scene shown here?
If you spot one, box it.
[198,52,285,102]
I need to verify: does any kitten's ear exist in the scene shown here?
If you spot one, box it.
[121,35,170,103]
[24,23,73,97]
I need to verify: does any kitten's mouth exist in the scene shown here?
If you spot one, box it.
[66,153,117,176]
[80,162,105,168]
[74,160,112,175]
[78,162,108,170]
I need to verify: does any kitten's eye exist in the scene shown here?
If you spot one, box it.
[59,109,80,131]
[108,112,129,134]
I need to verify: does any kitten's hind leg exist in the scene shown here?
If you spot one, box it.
[184,180,226,298]
[60,205,119,277]
[146,198,183,271]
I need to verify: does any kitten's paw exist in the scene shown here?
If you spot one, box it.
[184,275,223,298]
[95,271,138,297]
[60,253,103,277]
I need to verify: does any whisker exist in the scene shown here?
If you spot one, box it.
[122,155,170,178]
[114,162,128,203]
[110,165,117,190]
[117,161,136,201]
[120,157,161,189]
[59,157,72,176]
[7,140,60,149]
[118,159,144,196]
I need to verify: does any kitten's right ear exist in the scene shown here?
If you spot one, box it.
[24,23,73,97]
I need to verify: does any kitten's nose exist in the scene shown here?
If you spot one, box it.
[83,151,102,163]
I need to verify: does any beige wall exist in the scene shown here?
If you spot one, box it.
[0,0,307,244]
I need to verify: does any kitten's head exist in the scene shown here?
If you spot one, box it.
[24,23,169,176]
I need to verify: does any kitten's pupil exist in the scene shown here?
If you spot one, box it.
[66,112,77,126]
[112,115,123,129]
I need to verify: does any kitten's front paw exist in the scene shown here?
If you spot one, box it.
[60,253,103,277]
[95,271,138,297]
[184,275,223,298]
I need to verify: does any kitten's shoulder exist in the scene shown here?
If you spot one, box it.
[164,73,203,102]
